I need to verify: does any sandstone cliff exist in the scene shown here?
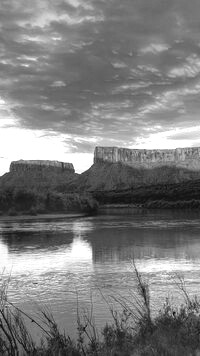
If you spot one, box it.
[0,159,77,192]
[94,146,200,170]
[2,147,200,193]
[10,160,75,173]
[71,146,200,192]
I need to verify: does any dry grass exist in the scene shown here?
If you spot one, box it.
[0,266,200,355]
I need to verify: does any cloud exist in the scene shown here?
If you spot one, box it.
[139,43,170,55]
[1,0,200,171]
[50,80,66,87]
[167,127,200,141]
[168,54,200,78]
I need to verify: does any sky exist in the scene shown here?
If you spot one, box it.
[1,0,200,175]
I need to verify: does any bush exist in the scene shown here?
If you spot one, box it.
[1,264,200,355]
[7,207,18,216]
[13,189,37,211]
[25,207,37,215]
[0,188,99,215]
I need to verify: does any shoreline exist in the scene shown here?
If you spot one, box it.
[99,203,140,209]
[0,212,87,221]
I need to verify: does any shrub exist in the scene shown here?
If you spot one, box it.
[7,207,18,216]
[1,265,200,355]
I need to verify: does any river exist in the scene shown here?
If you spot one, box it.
[0,209,200,339]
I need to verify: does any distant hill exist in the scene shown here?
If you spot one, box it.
[2,146,200,212]
[0,160,98,215]
[0,159,78,192]
[67,145,200,192]
[3,160,200,194]
[72,161,200,192]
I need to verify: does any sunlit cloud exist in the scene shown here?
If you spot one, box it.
[139,43,170,55]
[135,126,200,150]
[50,81,66,87]
[1,0,200,174]
[136,90,184,119]
[168,54,200,78]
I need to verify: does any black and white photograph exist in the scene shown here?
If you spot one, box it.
[1,0,200,355]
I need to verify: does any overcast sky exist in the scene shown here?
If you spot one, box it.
[1,0,200,174]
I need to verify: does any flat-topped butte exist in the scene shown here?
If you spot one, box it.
[10,159,75,173]
[94,146,200,170]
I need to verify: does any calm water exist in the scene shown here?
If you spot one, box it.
[0,209,200,338]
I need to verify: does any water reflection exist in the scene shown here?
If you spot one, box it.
[0,219,93,276]
[88,221,200,265]
[72,219,94,236]
[0,211,200,336]
[69,237,92,263]
[0,240,9,268]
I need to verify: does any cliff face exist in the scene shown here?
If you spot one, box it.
[70,146,200,191]
[94,146,200,170]
[10,160,75,173]
[0,160,77,192]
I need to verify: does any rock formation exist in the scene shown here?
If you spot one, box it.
[94,146,200,170]
[10,160,75,173]
[3,147,200,193]
[71,146,200,191]
[0,160,76,192]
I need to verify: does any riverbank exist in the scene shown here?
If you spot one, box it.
[0,212,87,221]
[93,179,200,210]
[0,266,199,355]
[99,200,200,210]
[0,188,99,216]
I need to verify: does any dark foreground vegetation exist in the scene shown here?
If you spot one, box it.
[0,188,98,216]
[93,178,200,209]
[1,266,200,355]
